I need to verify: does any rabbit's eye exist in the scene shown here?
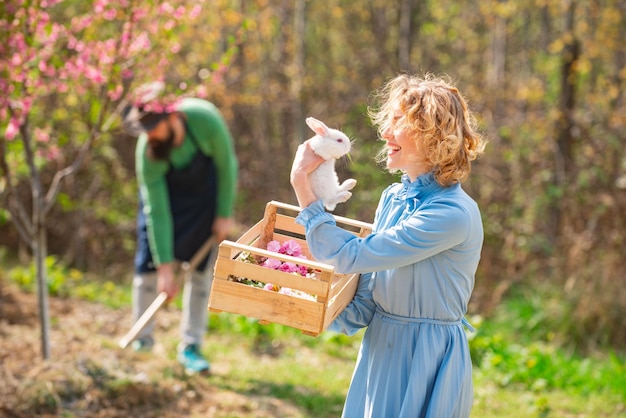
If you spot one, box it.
[336,138,343,143]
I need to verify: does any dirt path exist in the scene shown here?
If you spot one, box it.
[0,280,302,417]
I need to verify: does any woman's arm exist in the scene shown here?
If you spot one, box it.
[327,272,376,335]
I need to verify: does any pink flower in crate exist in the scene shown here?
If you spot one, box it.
[279,262,299,274]
[280,239,302,256]
[263,283,279,291]
[266,240,281,253]
[262,257,282,270]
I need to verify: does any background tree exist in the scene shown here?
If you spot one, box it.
[0,0,240,359]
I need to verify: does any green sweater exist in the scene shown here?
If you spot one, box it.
[135,98,238,265]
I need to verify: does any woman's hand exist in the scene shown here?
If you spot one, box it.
[290,140,324,208]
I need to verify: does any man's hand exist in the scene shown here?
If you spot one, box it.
[157,262,179,301]
[212,216,234,243]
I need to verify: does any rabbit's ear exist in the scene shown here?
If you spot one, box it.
[306,117,329,137]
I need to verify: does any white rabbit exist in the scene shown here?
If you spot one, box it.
[305,117,357,211]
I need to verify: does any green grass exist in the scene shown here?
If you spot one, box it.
[204,334,351,416]
[3,255,625,417]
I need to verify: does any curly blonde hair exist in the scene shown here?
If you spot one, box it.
[368,73,485,187]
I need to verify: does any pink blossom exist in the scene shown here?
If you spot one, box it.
[195,85,208,98]
[132,7,148,20]
[8,33,26,51]
[103,9,117,20]
[262,258,282,270]
[129,32,150,54]
[67,36,76,49]
[281,240,302,257]
[104,39,116,51]
[85,66,104,84]
[94,0,109,13]
[5,119,20,140]
[21,97,32,113]
[263,283,278,292]
[189,5,202,19]
[266,240,281,253]
[120,24,131,45]
[159,2,174,14]
[34,128,50,143]
[174,6,185,19]
[34,12,50,32]
[46,145,61,160]
[279,262,299,273]
[11,53,22,66]
[41,0,62,7]
[71,15,93,31]
[108,85,123,101]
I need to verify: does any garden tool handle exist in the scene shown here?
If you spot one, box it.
[118,237,216,349]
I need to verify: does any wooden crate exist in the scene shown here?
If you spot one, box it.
[209,200,372,336]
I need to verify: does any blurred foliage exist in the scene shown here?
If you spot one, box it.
[1,0,624,351]
[7,255,129,308]
[468,286,626,397]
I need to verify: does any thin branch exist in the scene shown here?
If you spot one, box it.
[44,52,128,215]
[43,129,98,216]
[20,114,44,207]
[1,115,35,242]
[5,198,35,246]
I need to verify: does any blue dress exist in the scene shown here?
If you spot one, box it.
[295,172,483,418]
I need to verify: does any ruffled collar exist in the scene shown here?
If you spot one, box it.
[394,171,439,202]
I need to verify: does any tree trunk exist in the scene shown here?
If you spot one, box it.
[488,10,506,91]
[35,202,51,359]
[549,0,579,243]
[292,0,306,151]
[398,0,412,71]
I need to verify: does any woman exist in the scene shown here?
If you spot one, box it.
[290,73,486,417]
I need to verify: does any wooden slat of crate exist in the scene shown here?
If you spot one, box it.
[236,219,264,246]
[210,279,326,335]
[324,274,360,330]
[274,213,305,234]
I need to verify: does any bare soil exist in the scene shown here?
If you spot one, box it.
[0,280,302,418]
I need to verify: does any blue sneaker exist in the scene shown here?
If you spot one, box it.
[177,344,210,375]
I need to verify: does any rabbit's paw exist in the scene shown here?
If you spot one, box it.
[336,191,352,203]
[340,178,357,192]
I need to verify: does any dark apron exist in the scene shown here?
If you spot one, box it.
[134,142,217,274]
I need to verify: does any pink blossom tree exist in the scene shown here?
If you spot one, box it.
[0,0,238,359]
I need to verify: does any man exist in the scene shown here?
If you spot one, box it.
[122,87,238,374]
